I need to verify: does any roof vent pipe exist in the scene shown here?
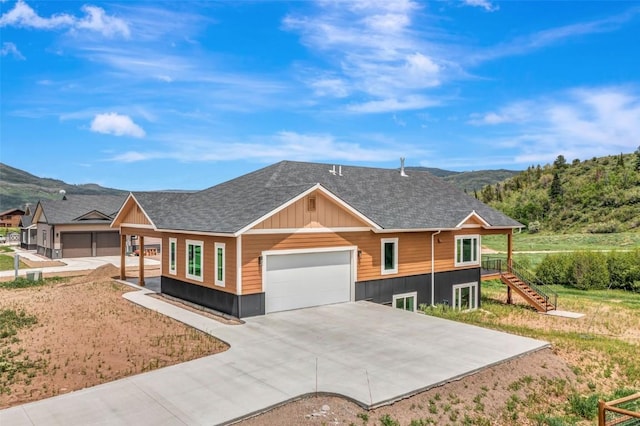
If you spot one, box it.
[329,165,337,175]
[400,157,408,177]
[338,165,342,176]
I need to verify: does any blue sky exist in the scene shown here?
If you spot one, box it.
[1,0,640,191]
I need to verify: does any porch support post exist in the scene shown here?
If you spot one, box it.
[139,235,145,287]
[120,233,126,280]
[507,231,513,271]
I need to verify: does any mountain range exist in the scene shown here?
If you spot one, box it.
[0,162,518,212]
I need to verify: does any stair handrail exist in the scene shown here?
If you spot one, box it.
[481,257,558,311]
[508,259,558,311]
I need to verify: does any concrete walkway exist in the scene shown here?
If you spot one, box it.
[1,289,549,426]
[0,248,160,280]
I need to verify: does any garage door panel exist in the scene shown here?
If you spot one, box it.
[62,233,92,258]
[96,232,120,256]
[265,251,352,314]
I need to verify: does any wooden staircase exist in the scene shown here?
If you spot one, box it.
[482,257,558,313]
[500,273,556,312]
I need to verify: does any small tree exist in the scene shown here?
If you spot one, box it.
[553,155,567,170]
[549,172,563,201]
[635,145,640,172]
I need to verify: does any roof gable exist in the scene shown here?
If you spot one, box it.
[248,187,374,233]
[111,194,155,228]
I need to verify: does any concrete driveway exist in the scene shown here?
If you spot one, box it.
[1,291,548,426]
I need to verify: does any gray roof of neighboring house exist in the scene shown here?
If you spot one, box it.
[132,161,522,234]
[19,214,32,228]
[37,195,127,225]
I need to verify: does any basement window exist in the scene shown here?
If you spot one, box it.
[452,282,478,310]
[393,292,417,312]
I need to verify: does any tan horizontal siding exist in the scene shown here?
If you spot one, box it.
[161,233,237,295]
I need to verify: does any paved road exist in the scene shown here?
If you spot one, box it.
[1,290,548,426]
[0,248,160,280]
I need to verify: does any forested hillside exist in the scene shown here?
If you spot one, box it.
[479,149,640,233]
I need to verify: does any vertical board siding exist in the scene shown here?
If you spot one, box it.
[252,191,368,229]
[118,199,152,225]
[159,233,237,295]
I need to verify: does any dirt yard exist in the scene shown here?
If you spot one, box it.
[239,348,576,426]
[0,265,228,408]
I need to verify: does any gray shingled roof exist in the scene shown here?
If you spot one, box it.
[132,161,522,234]
[37,195,127,225]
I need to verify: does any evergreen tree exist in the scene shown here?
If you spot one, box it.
[617,153,625,168]
[549,172,563,201]
[553,155,567,170]
[635,146,640,172]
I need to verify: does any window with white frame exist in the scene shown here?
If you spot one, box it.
[452,282,478,310]
[381,238,398,275]
[214,242,225,287]
[169,238,177,275]
[186,240,203,281]
[393,292,417,312]
[455,235,480,266]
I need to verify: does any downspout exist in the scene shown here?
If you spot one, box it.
[431,230,442,306]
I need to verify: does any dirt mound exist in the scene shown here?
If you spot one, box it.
[85,264,121,281]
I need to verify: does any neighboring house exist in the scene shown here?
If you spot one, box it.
[19,214,37,250]
[32,195,126,259]
[112,160,522,318]
[0,208,25,227]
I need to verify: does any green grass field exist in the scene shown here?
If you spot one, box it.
[423,280,640,424]
[0,254,28,271]
[483,232,640,252]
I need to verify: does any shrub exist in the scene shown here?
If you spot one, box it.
[570,252,609,290]
[536,254,572,286]
[567,393,599,420]
[586,220,621,234]
[528,221,541,233]
[608,250,640,290]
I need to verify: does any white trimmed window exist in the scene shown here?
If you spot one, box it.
[214,242,225,287]
[169,238,177,275]
[455,235,480,267]
[393,292,417,312]
[186,240,203,281]
[452,282,478,311]
[381,238,398,275]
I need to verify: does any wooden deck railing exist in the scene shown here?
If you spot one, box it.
[599,393,640,426]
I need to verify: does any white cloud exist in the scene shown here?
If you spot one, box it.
[0,0,129,38]
[0,42,24,59]
[74,5,130,38]
[284,0,448,112]
[90,113,145,138]
[461,0,499,12]
[470,86,640,165]
[108,130,428,163]
[347,95,439,113]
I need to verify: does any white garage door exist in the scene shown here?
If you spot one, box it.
[265,250,352,314]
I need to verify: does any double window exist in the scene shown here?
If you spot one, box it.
[186,240,203,281]
[393,292,417,312]
[452,282,478,310]
[455,235,480,267]
[381,238,398,275]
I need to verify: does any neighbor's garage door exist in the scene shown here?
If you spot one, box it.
[265,250,352,314]
[96,232,120,256]
[61,233,92,258]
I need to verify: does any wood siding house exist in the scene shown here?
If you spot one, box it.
[32,195,126,259]
[112,161,522,318]
[0,208,25,228]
